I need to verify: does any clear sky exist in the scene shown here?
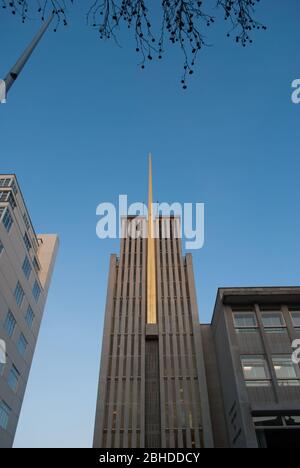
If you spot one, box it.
[0,0,299,448]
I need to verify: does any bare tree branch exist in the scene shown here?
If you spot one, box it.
[1,0,266,88]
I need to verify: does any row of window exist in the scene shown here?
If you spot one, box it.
[0,177,18,195]
[0,191,17,210]
[234,311,300,330]
[0,362,21,393]
[241,354,299,386]
[5,307,34,334]
[0,207,14,233]
[4,310,31,357]
[0,400,10,431]
[0,206,39,265]
[14,279,41,306]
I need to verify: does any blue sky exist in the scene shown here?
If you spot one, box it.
[0,0,300,448]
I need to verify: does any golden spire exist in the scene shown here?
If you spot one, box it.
[147,153,157,324]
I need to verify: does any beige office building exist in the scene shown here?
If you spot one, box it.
[0,175,58,448]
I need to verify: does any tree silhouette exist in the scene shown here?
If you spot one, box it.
[1,0,266,88]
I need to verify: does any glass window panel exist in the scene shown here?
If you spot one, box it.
[14,282,24,307]
[22,256,32,280]
[277,380,300,387]
[241,356,269,380]
[8,366,20,392]
[245,381,271,388]
[265,328,287,334]
[234,313,257,328]
[17,334,28,357]
[25,306,35,328]
[32,281,41,302]
[253,416,283,427]
[0,401,11,430]
[4,311,16,337]
[262,312,285,328]
[272,356,298,380]
[284,416,300,426]
[290,312,300,328]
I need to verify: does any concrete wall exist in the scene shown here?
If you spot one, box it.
[0,175,58,448]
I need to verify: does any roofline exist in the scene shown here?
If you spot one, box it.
[0,173,39,245]
[211,286,300,326]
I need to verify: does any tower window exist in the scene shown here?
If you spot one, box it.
[4,310,16,337]
[0,400,11,430]
[22,256,32,280]
[241,355,270,385]
[1,208,13,232]
[32,281,41,302]
[25,306,35,328]
[234,312,257,329]
[17,334,28,357]
[261,312,285,329]
[23,232,32,251]
[14,282,25,307]
[8,365,20,392]
[290,311,300,329]
[272,356,299,385]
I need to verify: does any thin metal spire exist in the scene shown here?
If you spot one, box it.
[147,153,157,324]
[4,14,54,95]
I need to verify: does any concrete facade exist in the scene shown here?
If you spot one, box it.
[93,216,213,448]
[0,175,58,448]
[203,287,300,448]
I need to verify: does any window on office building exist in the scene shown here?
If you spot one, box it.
[234,312,257,329]
[272,356,299,386]
[4,311,16,337]
[17,334,28,357]
[0,239,3,255]
[14,282,25,307]
[11,180,18,195]
[23,213,30,231]
[0,400,11,430]
[22,256,32,280]
[261,311,286,333]
[290,311,300,329]
[241,355,270,386]
[8,366,20,392]
[1,208,13,232]
[32,281,41,302]
[0,191,9,202]
[23,232,32,251]
[33,257,40,273]
[8,193,16,210]
[0,178,12,188]
[25,306,35,329]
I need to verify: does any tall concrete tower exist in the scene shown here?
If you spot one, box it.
[93,157,213,448]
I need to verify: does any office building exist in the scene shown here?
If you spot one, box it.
[0,175,58,448]
[202,287,300,448]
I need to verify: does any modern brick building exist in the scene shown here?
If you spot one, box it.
[0,175,58,448]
